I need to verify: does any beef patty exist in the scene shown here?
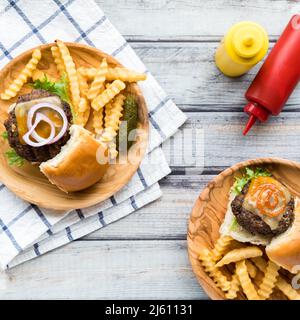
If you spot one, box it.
[4,89,72,163]
[231,182,294,236]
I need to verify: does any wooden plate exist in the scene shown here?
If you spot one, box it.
[0,43,148,210]
[187,157,300,300]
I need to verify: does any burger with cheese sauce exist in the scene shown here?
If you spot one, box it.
[221,167,300,273]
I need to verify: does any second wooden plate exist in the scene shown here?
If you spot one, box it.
[187,157,300,300]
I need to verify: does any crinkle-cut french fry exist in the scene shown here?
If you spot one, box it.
[31,69,57,82]
[215,247,262,267]
[225,273,240,300]
[251,257,268,272]
[77,70,100,114]
[93,108,104,134]
[236,260,260,300]
[51,46,65,76]
[276,277,300,300]
[77,71,89,98]
[101,93,125,142]
[198,248,231,292]
[252,257,300,300]
[212,236,234,261]
[245,260,257,279]
[76,107,90,127]
[1,49,41,100]
[101,128,116,143]
[87,59,108,101]
[92,86,107,134]
[108,142,118,159]
[55,40,81,112]
[104,101,113,128]
[106,67,147,82]
[258,260,280,300]
[78,97,89,113]
[91,80,125,111]
[77,66,146,83]
[77,66,97,80]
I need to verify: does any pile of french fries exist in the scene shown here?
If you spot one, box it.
[0,40,147,158]
[198,235,300,300]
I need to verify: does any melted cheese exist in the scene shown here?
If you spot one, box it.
[14,96,64,144]
[243,176,291,229]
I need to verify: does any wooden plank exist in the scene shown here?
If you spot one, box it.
[97,0,298,40]
[2,240,206,299]
[169,112,300,169]
[85,175,210,240]
[131,42,300,107]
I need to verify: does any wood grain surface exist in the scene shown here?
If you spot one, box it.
[132,42,300,108]
[0,0,299,299]
[0,240,205,300]
[188,158,300,300]
[98,0,298,41]
[0,42,148,210]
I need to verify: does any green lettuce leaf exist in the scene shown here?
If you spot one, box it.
[232,167,271,195]
[31,74,70,103]
[229,216,239,231]
[30,74,76,120]
[5,149,25,167]
[1,131,8,140]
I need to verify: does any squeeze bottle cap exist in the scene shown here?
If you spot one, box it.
[225,22,269,65]
[243,102,270,135]
[233,26,263,58]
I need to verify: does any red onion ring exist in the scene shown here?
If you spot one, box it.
[23,113,56,147]
[26,102,68,145]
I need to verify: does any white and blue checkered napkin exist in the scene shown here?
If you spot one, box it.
[0,0,186,269]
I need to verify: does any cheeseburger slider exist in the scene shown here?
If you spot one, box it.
[3,88,108,192]
[221,167,300,273]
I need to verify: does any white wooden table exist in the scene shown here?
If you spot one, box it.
[1,0,300,299]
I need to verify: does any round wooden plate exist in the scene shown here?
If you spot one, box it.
[0,43,149,210]
[187,157,300,300]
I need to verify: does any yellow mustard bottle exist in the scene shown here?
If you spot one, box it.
[215,21,269,77]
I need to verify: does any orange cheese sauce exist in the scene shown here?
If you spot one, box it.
[14,97,64,144]
[246,176,287,217]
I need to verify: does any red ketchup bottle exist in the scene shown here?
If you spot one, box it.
[243,15,300,135]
